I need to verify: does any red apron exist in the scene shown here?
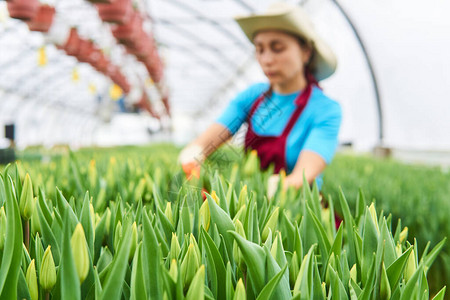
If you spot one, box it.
[244,80,315,174]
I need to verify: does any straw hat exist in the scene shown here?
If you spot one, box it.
[235,2,337,81]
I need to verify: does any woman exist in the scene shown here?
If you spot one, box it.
[179,2,341,192]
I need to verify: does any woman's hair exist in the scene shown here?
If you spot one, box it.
[294,34,316,78]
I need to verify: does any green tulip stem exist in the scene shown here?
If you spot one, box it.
[45,291,50,300]
[243,270,247,290]
[22,219,29,251]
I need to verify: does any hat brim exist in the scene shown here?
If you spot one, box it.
[235,9,337,81]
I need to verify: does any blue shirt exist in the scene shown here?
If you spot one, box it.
[216,82,342,188]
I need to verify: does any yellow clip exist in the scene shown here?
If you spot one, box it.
[145,77,153,87]
[109,84,123,101]
[38,46,47,67]
[72,68,79,82]
[88,83,97,95]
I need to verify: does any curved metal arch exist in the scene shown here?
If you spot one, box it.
[163,0,250,50]
[330,0,384,144]
[166,44,229,77]
[25,63,74,98]
[231,0,255,12]
[193,52,255,118]
[156,18,240,69]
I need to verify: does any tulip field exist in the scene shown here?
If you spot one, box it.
[0,144,447,299]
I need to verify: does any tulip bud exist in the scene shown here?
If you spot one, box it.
[134,178,146,201]
[26,260,39,300]
[262,207,279,242]
[399,227,408,244]
[321,207,331,227]
[279,170,287,206]
[325,253,335,286]
[289,251,299,287]
[233,205,246,224]
[279,169,287,184]
[233,219,246,271]
[237,185,247,209]
[169,233,181,261]
[129,222,138,261]
[104,208,111,235]
[229,163,239,185]
[380,262,391,300]
[89,203,95,240]
[182,162,201,180]
[19,173,35,220]
[243,150,259,176]
[199,201,210,232]
[211,190,220,205]
[88,159,97,188]
[350,264,357,283]
[96,188,106,212]
[114,221,122,252]
[270,233,280,259]
[395,243,402,257]
[40,246,56,291]
[180,244,199,290]
[144,173,154,198]
[94,213,101,228]
[30,197,40,234]
[234,278,246,300]
[189,234,201,264]
[169,259,178,282]
[321,282,327,298]
[164,202,173,226]
[368,203,380,234]
[106,157,117,188]
[404,247,417,282]
[71,223,90,283]
[0,207,6,250]
[186,265,205,300]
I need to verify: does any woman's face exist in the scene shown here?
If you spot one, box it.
[253,30,311,90]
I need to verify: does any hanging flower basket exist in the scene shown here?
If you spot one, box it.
[143,49,164,83]
[137,92,161,119]
[145,62,163,84]
[88,47,105,70]
[120,81,131,94]
[111,11,142,45]
[106,64,119,79]
[77,39,95,63]
[111,71,130,94]
[7,0,39,21]
[63,28,81,57]
[126,33,154,60]
[92,53,110,74]
[86,0,115,3]
[27,4,55,32]
[161,95,170,116]
[96,0,133,24]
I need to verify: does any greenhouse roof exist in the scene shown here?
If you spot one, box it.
[1,0,450,151]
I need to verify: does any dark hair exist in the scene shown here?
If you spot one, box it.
[294,35,316,76]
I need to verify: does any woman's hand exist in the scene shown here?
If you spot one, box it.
[267,173,302,196]
[178,144,204,179]
[289,150,326,186]
[267,173,301,199]
[179,123,232,179]
[284,174,303,189]
[267,150,326,198]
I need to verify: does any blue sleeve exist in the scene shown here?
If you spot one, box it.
[302,101,342,164]
[216,83,269,134]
